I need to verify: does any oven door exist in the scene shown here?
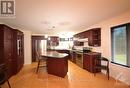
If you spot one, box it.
[76,52,83,68]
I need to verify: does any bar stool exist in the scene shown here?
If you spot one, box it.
[36,50,46,73]
[94,57,110,80]
[0,63,11,88]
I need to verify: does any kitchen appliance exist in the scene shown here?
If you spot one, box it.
[76,51,83,68]
[83,47,92,53]
[74,47,92,68]
[77,38,88,42]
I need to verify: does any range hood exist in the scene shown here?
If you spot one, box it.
[77,38,88,42]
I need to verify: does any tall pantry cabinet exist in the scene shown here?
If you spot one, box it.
[0,24,24,78]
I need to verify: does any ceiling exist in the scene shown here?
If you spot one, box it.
[0,0,130,35]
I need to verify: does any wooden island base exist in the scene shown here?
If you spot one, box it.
[46,57,68,78]
[41,51,68,78]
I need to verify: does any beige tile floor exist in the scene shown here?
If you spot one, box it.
[1,61,130,88]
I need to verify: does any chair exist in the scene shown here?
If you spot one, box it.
[94,57,109,80]
[0,64,11,88]
[36,50,46,73]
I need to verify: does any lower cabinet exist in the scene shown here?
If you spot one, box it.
[83,52,101,73]
[70,51,76,63]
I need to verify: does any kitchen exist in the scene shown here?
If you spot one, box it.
[31,28,101,73]
[0,0,130,88]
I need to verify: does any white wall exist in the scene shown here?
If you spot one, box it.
[21,30,32,65]
[84,11,130,85]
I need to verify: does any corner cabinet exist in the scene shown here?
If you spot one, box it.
[88,28,101,46]
[83,52,101,73]
[0,24,24,78]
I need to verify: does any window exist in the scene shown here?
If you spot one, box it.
[111,23,130,67]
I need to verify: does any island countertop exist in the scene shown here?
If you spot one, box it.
[41,51,68,58]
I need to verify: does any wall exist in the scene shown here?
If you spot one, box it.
[84,11,130,85]
[21,30,32,65]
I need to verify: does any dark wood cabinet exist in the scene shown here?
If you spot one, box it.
[69,51,76,63]
[73,34,84,46]
[0,24,24,78]
[82,31,88,38]
[12,29,24,74]
[47,36,59,46]
[83,52,101,73]
[0,25,13,77]
[72,51,76,63]
[73,28,101,47]
[46,55,68,78]
[88,28,101,46]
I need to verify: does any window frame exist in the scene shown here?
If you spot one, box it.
[111,23,130,68]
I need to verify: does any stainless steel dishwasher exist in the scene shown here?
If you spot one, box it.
[75,51,83,68]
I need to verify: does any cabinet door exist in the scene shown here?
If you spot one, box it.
[72,52,76,63]
[0,46,4,64]
[4,28,13,77]
[0,29,4,64]
[83,31,88,38]
[88,30,94,46]
[83,54,90,70]
[91,54,101,73]
[88,28,101,46]
[17,31,24,72]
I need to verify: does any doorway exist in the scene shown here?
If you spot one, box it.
[31,36,47,62]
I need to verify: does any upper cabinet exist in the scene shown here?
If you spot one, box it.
[47,36,59,46]
[73,33,84,46]
[88,28,101,46]
[73,28,101,47]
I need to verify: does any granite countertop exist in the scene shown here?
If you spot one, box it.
[41,51,68,58]
[70,50,101,55]
[48,48,72,51]
[47,49,101,55]
[83,52,101,55]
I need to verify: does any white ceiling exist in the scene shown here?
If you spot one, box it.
[0,0,130,35]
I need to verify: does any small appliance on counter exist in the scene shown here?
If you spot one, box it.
[83,47,92,53]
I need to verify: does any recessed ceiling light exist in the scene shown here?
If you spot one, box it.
[59,22,70,26]
[47,26,56,30]
[52,26,55,28]
[41,21,50,25]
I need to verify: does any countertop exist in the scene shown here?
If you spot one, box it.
[47,49,101,55]
[41,51,68,58]
[83,52,101,55]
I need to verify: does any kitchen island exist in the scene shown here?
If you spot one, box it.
[41,51,68,78]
